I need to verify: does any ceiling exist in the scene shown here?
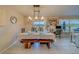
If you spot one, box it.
[1,5,79,17]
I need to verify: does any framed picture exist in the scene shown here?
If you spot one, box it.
[10,16,17,24]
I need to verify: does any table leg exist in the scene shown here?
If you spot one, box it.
[48,42,51,49]
[28,42,31,48]
[24,42,31,48]
[24,43,28,48]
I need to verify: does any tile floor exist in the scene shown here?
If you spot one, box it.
[2,37,79,54]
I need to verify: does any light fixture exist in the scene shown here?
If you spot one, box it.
[41,16,44,20]
[28,5,44,21]
[28,16,32,20]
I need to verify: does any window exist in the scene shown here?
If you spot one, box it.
[59,19,79,32]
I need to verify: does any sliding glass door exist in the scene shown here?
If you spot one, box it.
[70,19,79,32]
[59,19,70,32]
[59,19,79,33]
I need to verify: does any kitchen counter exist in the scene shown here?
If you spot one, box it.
[20,32,56,41]
[20,32,55,49]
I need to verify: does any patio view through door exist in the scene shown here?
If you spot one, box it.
[59,19,79,41]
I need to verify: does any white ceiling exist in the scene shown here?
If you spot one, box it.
[1,5,79,17]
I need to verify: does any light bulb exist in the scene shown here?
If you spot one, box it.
[35,16,38,19]
[28,16,32,20]
[41,16,44,20]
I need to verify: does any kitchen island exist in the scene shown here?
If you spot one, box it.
[20,32,56,49]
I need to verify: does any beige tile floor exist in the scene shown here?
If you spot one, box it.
[2,37,79,54]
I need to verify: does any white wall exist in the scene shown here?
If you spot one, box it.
[0,7,25,52]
